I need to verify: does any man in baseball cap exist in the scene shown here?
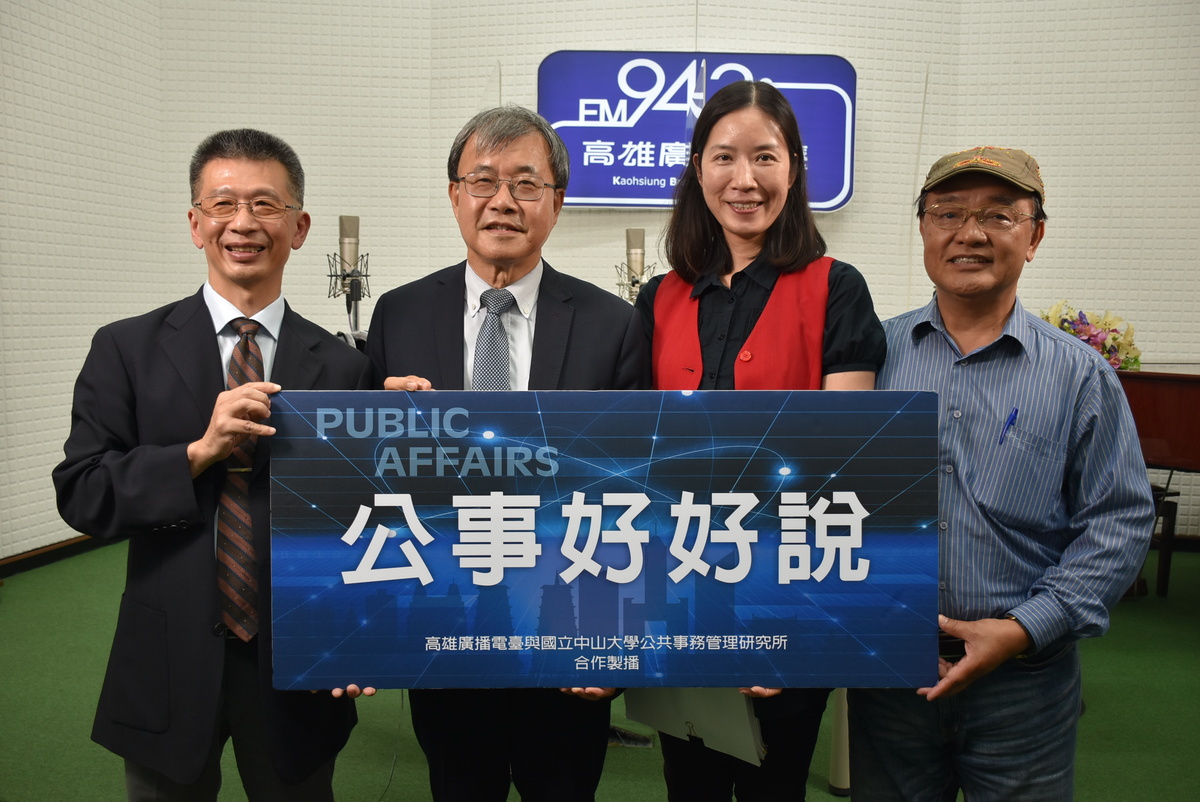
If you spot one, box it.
[847,147,1154,800]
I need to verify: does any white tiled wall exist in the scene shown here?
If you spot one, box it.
[3,0,168,558]
[3,0,1197,557]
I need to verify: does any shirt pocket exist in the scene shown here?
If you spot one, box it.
[970,424,1067,532]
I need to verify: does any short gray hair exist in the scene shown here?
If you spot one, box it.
[446,106,569,190]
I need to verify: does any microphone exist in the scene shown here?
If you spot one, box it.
[615,228,655,303]
[339,216,360,301]
[327,215,370,350]
[626,228,645,281]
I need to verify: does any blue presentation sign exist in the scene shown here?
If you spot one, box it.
[270,390,937,690]
[537,51,856,210]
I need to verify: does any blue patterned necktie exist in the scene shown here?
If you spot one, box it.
[216,317,262,641]
[473,288,516,391]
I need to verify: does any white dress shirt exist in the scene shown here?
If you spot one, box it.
[463,262,541,390]
[202,282,285,383]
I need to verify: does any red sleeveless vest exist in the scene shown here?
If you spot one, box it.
[652,257,833,390]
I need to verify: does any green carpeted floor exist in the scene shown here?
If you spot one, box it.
[2,542,1196,800]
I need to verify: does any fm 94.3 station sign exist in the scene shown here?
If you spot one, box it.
[537,51,856,210]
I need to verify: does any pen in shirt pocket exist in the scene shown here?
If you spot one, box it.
[997,406,1019,445]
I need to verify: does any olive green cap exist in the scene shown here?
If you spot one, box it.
[923,146,1044,202]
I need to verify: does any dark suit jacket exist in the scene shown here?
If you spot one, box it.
[366,261,649,391]
[53,289,369,785]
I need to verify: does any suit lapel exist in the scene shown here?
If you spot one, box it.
[529,262,573,390]
[272,303,322,390]
[258,304,325,476]
[162,290,224,424]
[433,265,467,390]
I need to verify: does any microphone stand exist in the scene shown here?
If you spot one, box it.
[327,256,370,351]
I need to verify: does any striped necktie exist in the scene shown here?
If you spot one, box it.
[216,317,263,641]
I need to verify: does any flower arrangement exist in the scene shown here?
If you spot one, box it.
[1041,300,1141,370]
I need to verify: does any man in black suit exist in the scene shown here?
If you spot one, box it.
[366,106,649,801]
[53,129,369,801]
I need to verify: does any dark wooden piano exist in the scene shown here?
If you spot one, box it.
[1117,366,1200,596]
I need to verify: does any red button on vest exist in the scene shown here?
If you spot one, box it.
[739,350,753,362]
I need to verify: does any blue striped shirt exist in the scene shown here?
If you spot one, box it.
[878,295,1154,651]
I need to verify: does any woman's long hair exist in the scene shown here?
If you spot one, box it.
[664,80,826,284]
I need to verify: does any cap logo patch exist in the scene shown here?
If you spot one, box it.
[955,157,1002,168]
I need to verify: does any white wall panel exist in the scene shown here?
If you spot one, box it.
[2,0,166,557]
[3,0,1197,556]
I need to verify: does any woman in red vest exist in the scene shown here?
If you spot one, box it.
[634,80,885,801]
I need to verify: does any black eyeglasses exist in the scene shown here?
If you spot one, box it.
[456,173,560,201]
[192,197,302,219]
